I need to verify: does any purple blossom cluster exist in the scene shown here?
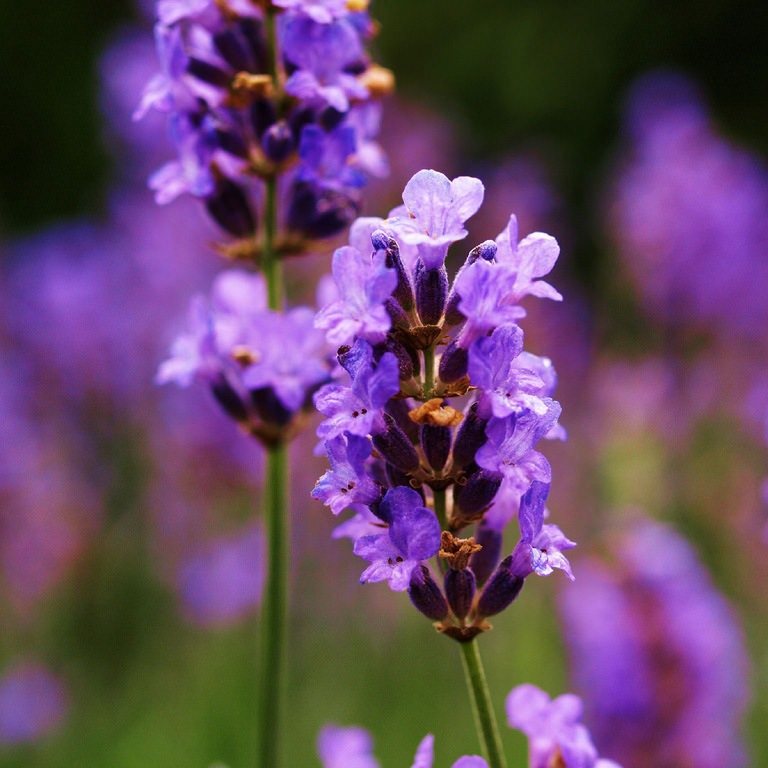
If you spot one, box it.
[158,268,333,443]
[313,169,574,640]
[317,683,620,767]
[0,662,68,746]
[607,72,768,338]
[559,516,749,768]
[138,0,391,246]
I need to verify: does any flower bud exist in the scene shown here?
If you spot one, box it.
[205,180,257,237]
[444,240,497,325]
[421,424,451,472]
[210,375,249,422]
[372,230,414,311]
[470,523,503,586]
[384,297,411,331]
[213,24,253,72]
[475,556,525,618]
[250,97,276,139]
[372,414,420,472]
[438,339,468,383]
[415,259,448,325]
[385,399,420,443]
[187,57,230,88]
[250,386,293,427]
[453,468,502,517]
[409,565,449,621]
[287,183,360,240]
[261,120,294,163]
[444,567,476,621]
[319,105,345,132]
[378,336,415,381]
[451,403,488,468]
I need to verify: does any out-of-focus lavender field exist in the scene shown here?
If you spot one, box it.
[0,1,766,766]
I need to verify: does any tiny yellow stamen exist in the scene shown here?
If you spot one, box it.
[231,346,260,366]
[408,398,464,428]
[358,65,395,98]
[230,72,273,105]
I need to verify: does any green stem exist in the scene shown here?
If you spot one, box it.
[259,441,289,767]
[433,486,447,530]
[262,175,282,308]
[423,345,435,398]
[258,12,287,765]
[459,639,508,768]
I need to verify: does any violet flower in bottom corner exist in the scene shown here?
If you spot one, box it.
[317,682,618,768]
[506,684,621,768]
[317,726,487,768]
[0,662,69,745]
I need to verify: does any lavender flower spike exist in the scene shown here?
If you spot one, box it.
[140,0,392,246]
[506,684,621,768]
[315,169,571,635]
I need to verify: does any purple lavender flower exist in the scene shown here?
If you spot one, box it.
[559,517,750,768]
[317,724,380,768]
[315,341,400,440]
[158,269,332,443]
[474,481,574,622]
[312,433,382,515]
[281,15,367,112]
[506,684,620,768]
[385,169,485,268]
[494,216,562,303]
[314,170,571,638]
[454,219,562,348]
[475,405,561,490]
[317,726,487,767]
[271,0,353,24]
[318,684,614,768]
[509,480,575,580]
[0,662,69,745]
[139,0,392,245]
[314,245,396,346]
[607,72,768,338]
[354,486,441,590]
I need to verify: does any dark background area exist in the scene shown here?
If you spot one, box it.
[2,0,767,287]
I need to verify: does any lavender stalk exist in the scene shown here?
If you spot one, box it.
[460,639,507,768]
[258,12,288,762]
[144,2,393,762]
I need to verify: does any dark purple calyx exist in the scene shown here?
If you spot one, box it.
[475,556,525,618]
[409,565,449,621]
[415,259,448,325]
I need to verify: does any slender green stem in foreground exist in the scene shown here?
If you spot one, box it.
[262,176,283,308]
[460,639,508,768]
[259,441,289,768]
[256,8,288,767]
[423,345,435,398]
